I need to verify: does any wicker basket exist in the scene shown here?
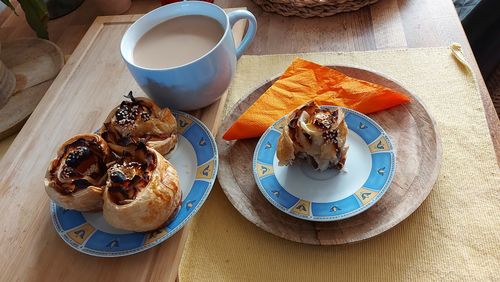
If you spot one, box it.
[252,0,379,18]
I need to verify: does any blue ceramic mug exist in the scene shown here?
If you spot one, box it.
[120,1,257,110]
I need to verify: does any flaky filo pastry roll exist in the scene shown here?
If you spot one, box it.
[45,134,111,211]
[103,144,181,232]
[100,92,177,156]
[277,101,349,171]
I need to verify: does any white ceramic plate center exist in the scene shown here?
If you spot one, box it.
[165,136,197,198]
[272,132,372,203]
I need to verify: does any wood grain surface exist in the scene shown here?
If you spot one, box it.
[0,12,245,282]
[217,65,442,244]
[0,0,497,165]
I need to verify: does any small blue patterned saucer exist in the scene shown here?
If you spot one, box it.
[253,106,395,222]
[51,111,218,257]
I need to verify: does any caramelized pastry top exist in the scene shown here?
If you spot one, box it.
[100,91,176,148]
[114,99,152,126]
[50,136,108,195]
[107,144,157,205]
[294,109,341,146]
[278,101,349,171]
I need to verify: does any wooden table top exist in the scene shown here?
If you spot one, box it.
[0,0,498,281]
[0,0,498,162]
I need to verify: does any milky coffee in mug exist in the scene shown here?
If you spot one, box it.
[132,15,224,69]
[121,1,257,110]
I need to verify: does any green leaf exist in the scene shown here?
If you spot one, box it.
[16,0,49,39]
[1,0,19,15]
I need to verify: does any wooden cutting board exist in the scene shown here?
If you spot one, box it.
[0,12,246,281]
[217,65,442,245]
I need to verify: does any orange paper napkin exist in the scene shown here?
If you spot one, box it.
[223,58,410,140]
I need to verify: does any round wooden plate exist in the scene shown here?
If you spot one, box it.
[0,38,64,140]
[217,65,442,245]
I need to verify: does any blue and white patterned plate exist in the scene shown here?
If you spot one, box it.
[253,106,395,222]
[51,111,218,257]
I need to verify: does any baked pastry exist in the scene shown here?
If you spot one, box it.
[100,91,177,156]
[44,134,111,211]
[103,144,181,232]
[277,101,349,171]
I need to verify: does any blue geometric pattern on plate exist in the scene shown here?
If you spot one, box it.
[51,110,218,257]
[344,112,381,144]
[260,175,299,209]
[363,153,393,191]
[256,130,280,164]
[253,106,396,222]
[183,124,214,166]
[84,231,145,252]
[55,208,86,231]
[168,180,209,227]
[311,195,361,217]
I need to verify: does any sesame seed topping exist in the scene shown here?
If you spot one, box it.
[322,130,338,143]
[313,112,334,130]
[115,102,151,125]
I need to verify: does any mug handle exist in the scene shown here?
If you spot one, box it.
[227,10,257,59]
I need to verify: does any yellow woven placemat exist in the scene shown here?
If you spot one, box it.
[179,46,500,281]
